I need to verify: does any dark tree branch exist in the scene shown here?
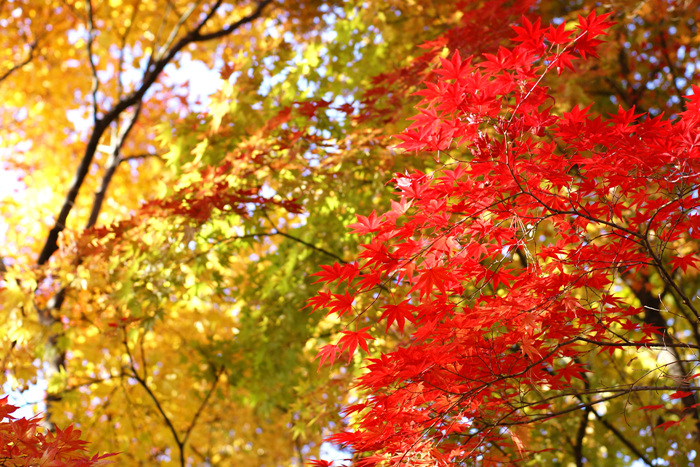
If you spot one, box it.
[86,0,99,123]
[275,230,347,264]
[572,359,655,467]
[181,366,224,447]
[658,31,687,112]
[574,336,700,350]
[124,329,226,467]
[573,406,590,467]
[86,101,143,229]
[503,143,700,437]
[188,230,346,265]
[191,0,273,43]
[120,152,165,162]
[36,0,275,267]
[123,330,184,464]
[262,210,347,263]
[0,40,37,83]
[156,2,199,63]
[632,246,700,435]
[592,411,654,466]
[116,0,138,97]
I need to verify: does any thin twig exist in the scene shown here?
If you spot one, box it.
[181,366,224,447]
[0,41,37,83]
[86,0,100,123]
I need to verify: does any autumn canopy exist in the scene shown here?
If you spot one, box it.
[0,0,699,465]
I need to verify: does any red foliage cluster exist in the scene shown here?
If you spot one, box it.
[0,396,117,466]
[311,9,700,466]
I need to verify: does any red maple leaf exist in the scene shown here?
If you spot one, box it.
[327,292,355,317]
[668,255,700,273]
[337,327,374,362]
[348,211,382,235]
[316,344,340,369]
[435,50,472,81]
[380,301,416,333]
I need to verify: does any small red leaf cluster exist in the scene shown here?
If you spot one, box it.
[0,396,117,466]
[311,8,700,466]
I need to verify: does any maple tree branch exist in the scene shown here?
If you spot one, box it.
[189,445,209,464]
[642,234,700,322]
[61,374,121,392]
[120,153,165,162]
[458,381,700,457]
[191,0,273,43]
[591,411,653,466]
[500,137,700,431]
[574,336,700,350]
[261,210,347,263]
[501,144,644,258]
[431,340,699,454]
[508,385,700,425]
[187,230,346,265]
[123,330,186,465]
[190,0,224,37]
[165,0,185,17]
[32,10,279,430]
[37,0,275,266]
[123,330,227,466]
[116,2,138,97]
[130,370,186,463]
[658,31,687,112]
[275,230,347,264]
[667,281,700,349]
[86,0,99,123]
[571,363,655,466]
[148,2,174,70]
[618,266,700,428]
[40,110,147,406]
[156,2,198,63]
[362,192,525,319]
[572,405,590,467]
[295,439,306,465]
[39,101,144,427]
[181,366,224,447]
[86,102,143,229]
[0,40,37,84]
[0,340,16,375]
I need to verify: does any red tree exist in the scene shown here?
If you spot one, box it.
[313,7,700,466]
